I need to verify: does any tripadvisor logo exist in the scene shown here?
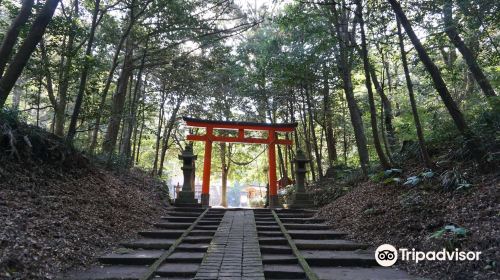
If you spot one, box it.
[375,244,398,267]
[374,244,482,267]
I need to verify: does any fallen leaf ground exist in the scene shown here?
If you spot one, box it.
[0,163,168,279]
[317,169,499,280]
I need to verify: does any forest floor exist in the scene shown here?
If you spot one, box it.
[0,163,169,279]
[0,118,169,279]
[317,162,499,280]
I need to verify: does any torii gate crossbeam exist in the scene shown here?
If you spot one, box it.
[183,117,297,208]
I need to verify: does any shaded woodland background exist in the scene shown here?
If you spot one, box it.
[0,1,499,279]
[0,0,498,184]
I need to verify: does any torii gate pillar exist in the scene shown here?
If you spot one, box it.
[267,130,279,208]
[200,127,213,208]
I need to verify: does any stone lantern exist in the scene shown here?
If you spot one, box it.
[289,149,314,209]
[175,143,199,206]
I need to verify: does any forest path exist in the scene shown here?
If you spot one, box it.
[62,207,418,280]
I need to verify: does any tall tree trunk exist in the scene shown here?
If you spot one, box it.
[373,49,397,148]
[66,0,101,143]
[379,102,394,165]
[305,84,323,179]
[152,88,166,175]
[119,73,135,155]
[356,0,391,169]
[102,38,134,157]
[158,95,184,177]
[388,0,482,157]
[130,97,143,166]
[443,0,496,98]
[0,0,60,108]
[0,0,34,77]
[54,0,78,137]
[287,144,295,181]
[39,39,58,111]
[121,48,147,165]
[356,44,396,150]
[331,2,369,175]
[322,66,337,167]
[135,108,145,165]
[341,93,348,165]
[289,91,300,150]
[88,7,135,153]
[299,87,316,181]
[397,17,433,168]
[220,142,228,207]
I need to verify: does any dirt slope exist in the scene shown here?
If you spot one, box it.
[0,163,168,280]
[317,171,499,280]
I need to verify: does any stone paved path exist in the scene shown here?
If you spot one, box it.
[63,207,418,280]
[194,210,265,280]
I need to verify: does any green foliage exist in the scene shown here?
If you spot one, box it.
[370,168,402,185]
[429,224,469,250]
[439,168,472,191]
[249,197,265,208]
[278,184,295,206]
[0,0,498,194]
[400,170,434,187]
[0,108,22,127]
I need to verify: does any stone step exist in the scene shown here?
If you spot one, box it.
[165,211,201,217]
[257,225,280,231]
[312,267,416,280]
[259,230,346,239]
[275,209,317,213]
[139,230,184,238]
[160,216,197,222]
[260,245,293,254]
[121,238,174,249]
[194,225,219,230]
[172,202,202,208]
[254,213,273,216]
[139,229,214,239]
[61,265,149,279]
[280,218,325,224]
[258,231,284,237]
[169,207,204,212]
[263,264,306,279]
[256,221,278,225]
[165,251,205,263]
[301,250,376,266]
[98,249,163,265]
[295,239,370,250]
[156,263,199,277]
[151,278,191,280]
[283,223,330,230]
[259,237,288,245]
[203,215,225,219]
[176,243,210,252]
[198,220,221,226]
[262,254,298,264]
[183,236,213,243]
[254,216,274,220]
[287,230,347,239]
[154,222,191,229]
[188,230,216,236]
[277,213,316,218]
[200,217,223,221]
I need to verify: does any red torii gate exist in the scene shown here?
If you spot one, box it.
[183,117,297,208]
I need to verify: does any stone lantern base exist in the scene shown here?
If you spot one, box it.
[174,191,200,207]
[269,195,281,209]
[288,192,314,209]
